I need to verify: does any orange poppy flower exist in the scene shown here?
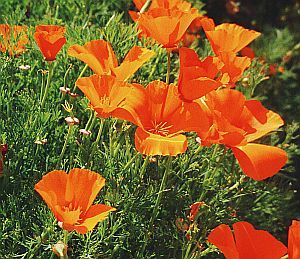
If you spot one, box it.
[178,47,226,101]
[204,22,261,55]
[198,89,287,180]
[34,168,116,234]
[288,220,300,259]
[34,25,66,61]
[68,40,155,81]
[128,81,210,156]
[136,7,199,48]
[208,221,287,259]
[0,24,28,56]
[217,52,251,86]
[76,74,145,122]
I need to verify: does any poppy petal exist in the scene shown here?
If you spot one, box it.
[67,168,105,211]
[76,204,116,234]
[244,100,284,142]
[68,40,118,76]
[231,143,287,180]
[233,221,287,259]
[288,220,300,259]
[134,127,187,156]
[218,52,251,84]
[34,170,68,217]
[208,224,239,259]
[112,46,155,81]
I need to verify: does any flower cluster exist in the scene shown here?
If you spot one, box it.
[2,0,296,257]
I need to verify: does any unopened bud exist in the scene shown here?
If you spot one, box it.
[52,241,68,257]
[34,139,48,145]
[59,87,70,95]
[241,77,250,87]
[19,64,30,70]
[65,116,80,125]
[68,92,79,98]
[79,129,91,136]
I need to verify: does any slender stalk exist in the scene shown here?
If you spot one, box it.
[39,70,46,103]
[166,50,171,84]
[40,62,54,110]
[63,64,73,89]
[88,119,104,165]
[61,230,69,259]
[140,156,149,178]
[140,156,172,255]
[72,64,88,92]
[57,125,73,167]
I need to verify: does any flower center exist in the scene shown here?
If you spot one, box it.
[99,95,111,108]
[148,120,173,136]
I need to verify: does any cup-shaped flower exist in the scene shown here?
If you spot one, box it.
[197,88,287,180]
[178,47,225,101]
[76,74,145,122]
[208,221,287,259]
[34,168,116,234]
[0,24,28,56]
[204,22,261,55]
[288,220,300,259]
[68,40,155,81]
[34,25,66,61]
[136,7,199,49]
[129,81,210,156]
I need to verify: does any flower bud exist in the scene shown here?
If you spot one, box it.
[52,241,68,257]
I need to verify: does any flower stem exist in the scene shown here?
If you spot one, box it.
[88,119,104,165]
[40,61,54,110]
[140,156,172,255]
[166,50,171,84]
[57,125,73,167]
[61,230,69,259]
[72,64,88,92]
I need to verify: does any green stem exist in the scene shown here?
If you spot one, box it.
[140,156,149,178]
[61,230,69,259]
[140,0,152,13]
[140,156,172,255]
[88,119,104,165]
[40,62,54,110]
[63,64,73,89]
[57,125,73,167]
[72,64,88,92]
[39,70,46,103]
[166,50,171,84]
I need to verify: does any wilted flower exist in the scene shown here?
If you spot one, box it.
[79,129,91,136]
